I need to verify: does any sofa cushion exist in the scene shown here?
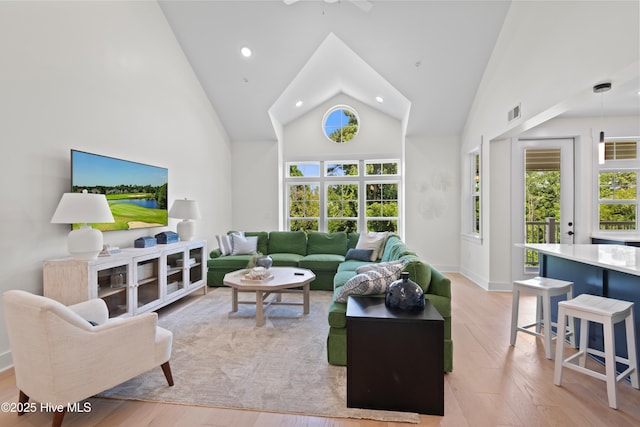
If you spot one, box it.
[269,253,305,267]
[337,260,373,273]
[306,232,348,255]
[299,254,345,272]
[207,255,252,269]
[328,298,348,328]
[334,262,405,303]
[268,231,307,256]
[333,270,356,289]
[347,232,360,250]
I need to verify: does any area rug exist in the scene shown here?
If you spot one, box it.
[98,288,420,423]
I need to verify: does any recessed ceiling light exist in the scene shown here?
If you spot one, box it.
[376,96,384,103]
[295,100,303,107]
[240,46,252,58]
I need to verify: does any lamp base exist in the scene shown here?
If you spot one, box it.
[68,225,103,260]
[176,220,196,241]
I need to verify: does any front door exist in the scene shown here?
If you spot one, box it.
[513,138,575,277]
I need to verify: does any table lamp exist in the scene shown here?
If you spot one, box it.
[51,190,115,260]
[169,198,201,241]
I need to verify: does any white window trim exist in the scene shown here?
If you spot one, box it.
[463,145,482,242]
[595,137,640,233]
[284,159,401,233]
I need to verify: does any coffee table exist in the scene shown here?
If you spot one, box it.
[223,267,316,326]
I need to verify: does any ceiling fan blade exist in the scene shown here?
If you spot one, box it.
[283,0,300,5]
[349,0,373,13]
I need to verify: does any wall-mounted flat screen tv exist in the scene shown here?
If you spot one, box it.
[71,149,168,231]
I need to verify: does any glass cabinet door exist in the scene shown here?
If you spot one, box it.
[96,263,129,318]
[166,249,186,297]
[186,246,204,288]
[134,255,161,312]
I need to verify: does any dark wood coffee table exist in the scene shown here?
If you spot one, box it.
[346,295,444,415]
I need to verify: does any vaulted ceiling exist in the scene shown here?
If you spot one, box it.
[159,1,639,142]
[159,0,511,141]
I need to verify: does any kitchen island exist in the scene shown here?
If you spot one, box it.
[522,243,640,370]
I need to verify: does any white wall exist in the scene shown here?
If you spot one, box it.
[405,135,460,272]
[231,140,280,231]
[460,0,639,289]
[284,94,402,161]
[0,1,232,370]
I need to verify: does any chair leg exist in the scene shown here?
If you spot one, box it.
[510,287,520,346]
[542,294,553,359]
[554,307,566,386]
[603,317,618,409]
[52,408,66,427]
[625,312,639,389]
[161,361,174,386]
[18,390,28,415]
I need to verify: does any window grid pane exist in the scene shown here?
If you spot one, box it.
[599,172,637,200]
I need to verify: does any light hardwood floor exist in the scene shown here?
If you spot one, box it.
[1,273,640,426]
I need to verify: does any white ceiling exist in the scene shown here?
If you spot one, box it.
[158,1,639,142]
[158,0,511,141]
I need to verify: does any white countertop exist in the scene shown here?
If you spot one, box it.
[520,243,640,277]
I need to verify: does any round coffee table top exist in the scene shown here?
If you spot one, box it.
[223,266,315,290]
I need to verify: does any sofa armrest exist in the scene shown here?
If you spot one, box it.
[210,248,222,259]
[428,268,451,299]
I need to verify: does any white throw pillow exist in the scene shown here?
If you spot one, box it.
[355,232,389,261]
[216,231,244,256]
[231,234,258,255]
[334,261,405,303]
[216,235,233,256]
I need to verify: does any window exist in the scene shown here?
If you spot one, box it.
[597,139,639,231]
[365,182,399,232]
[472,152,481,235]
[464,147,481,239]
[323,106,359,144]
[285,159,400,233]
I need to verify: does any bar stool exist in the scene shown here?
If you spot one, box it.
[554,294,639,409]
[510,276,576,359]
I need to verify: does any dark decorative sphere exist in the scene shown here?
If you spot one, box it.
[385,272,425,312]
[255,255,273,269]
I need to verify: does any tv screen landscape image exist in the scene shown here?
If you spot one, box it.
[71,150,168,231]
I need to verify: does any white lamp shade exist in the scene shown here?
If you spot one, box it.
[169,199,201,220]
[51,192,115,224]
[51,191,114,260]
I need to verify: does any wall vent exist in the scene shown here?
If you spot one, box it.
[508,103,521,122]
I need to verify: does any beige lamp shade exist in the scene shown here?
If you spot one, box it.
[51,190,114,260]
[169,199,201,241]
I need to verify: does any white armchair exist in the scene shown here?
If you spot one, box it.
[3,290,173,427]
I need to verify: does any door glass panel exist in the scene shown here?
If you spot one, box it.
[137,258,160,307]
[524,148,561,269]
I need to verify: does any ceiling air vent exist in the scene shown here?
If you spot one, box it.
[508,103,521,122]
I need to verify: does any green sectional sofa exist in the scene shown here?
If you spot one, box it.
[326,234,452,372]
[207,231,358,290]
[207,231,452,372]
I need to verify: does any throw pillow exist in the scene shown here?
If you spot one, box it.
[216,231,244,256]
[334,261,405,303]
[356,259,406,274]
[216,235,233,256]
[355,232,389,261]
[345,248,374,262]
[231,234,258,255]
